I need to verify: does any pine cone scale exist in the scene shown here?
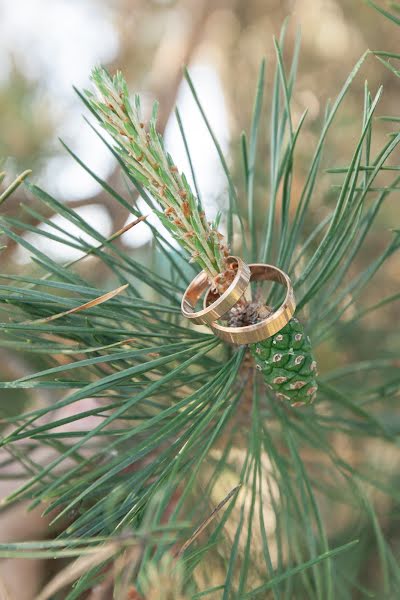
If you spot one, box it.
[250,317,318,406]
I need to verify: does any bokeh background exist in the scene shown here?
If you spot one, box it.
[0,0,399,597]
[1,0,399,256]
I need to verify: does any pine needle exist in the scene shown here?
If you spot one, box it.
[176,484,241,558]
[22,284,129,324]
[0,170,32,206]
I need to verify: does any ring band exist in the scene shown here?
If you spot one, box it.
[181,256,251,326]
[205,263,296,345]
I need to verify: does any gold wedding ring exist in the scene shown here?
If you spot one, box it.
[181,256,250,326]
[206,263,296,345]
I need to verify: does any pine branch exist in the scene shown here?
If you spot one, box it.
[86,68,231,285]
[0,11,400,597]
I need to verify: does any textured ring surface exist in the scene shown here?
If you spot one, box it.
[181,256,251,326]
[206,263,296,344]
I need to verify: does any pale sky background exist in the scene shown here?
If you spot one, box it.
[0,0,230,260]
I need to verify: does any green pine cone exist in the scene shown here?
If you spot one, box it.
[250,317,318,407]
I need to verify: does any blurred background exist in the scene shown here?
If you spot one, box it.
[1,0,399,261]
[0,0,399,597]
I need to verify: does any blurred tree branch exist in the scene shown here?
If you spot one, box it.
[1,0,216,265]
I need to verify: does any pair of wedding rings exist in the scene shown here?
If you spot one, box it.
[181,256,296,345]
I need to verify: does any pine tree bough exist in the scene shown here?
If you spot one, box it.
[87,68,318,407]
[1,10,400,595]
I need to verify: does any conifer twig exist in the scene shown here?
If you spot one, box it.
[86,68,232,289]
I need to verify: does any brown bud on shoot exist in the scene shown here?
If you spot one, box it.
[189,251,200,263]
[182,201,190,218]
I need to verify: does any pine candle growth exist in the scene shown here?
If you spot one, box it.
[87,68,318,406]
[85,68,232,291]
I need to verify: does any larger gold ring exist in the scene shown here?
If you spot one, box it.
[206,263,296,345]
[181,256,251,326]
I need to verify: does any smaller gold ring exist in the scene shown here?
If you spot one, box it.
[181,256,251,326]
[206,263,296,345]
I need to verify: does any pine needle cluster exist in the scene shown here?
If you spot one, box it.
[0,6,399,598]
